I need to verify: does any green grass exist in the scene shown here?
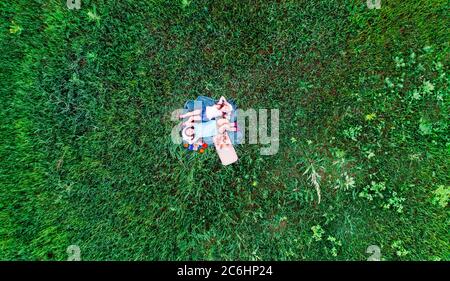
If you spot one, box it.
[0,0,448,261]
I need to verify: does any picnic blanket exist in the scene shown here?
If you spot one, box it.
[183,96,242,146]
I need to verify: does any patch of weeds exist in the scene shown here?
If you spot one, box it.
[326,236,342,258]
[391,240,409,258]
[359,182,406,213]
[311,225,324,242]
[431,185,449,208]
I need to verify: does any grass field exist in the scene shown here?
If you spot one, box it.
[0,0,448,261]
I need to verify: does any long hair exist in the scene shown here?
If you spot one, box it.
[216,101,231,118]
[217,102,225,110]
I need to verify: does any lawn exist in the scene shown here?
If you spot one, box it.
[0,0,448,261]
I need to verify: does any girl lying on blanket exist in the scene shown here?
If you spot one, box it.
[179,96,234,123]
[213,132,238,165]
[180,96,240,165]
[181,118,239,165]
[181,118,238,148]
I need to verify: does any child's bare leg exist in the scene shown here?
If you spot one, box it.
[214,133,232,149]
[214,134,227,148]
[180,109,201,119]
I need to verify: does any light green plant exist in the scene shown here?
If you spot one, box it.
[343,125,362,141]
[327,236,342,257]
[311,225,324,242]
[383,192,406,213]
[359,181,386,201]
[431,185,449,208]
[391,240,409,257]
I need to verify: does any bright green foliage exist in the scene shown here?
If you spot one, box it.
[0,0,448,260]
